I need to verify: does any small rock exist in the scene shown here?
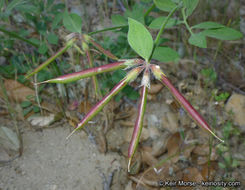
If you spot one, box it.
[147,114,159,128]
[28,114,55,127]
[151,133,169,157]
[124,127,150,143]
[148,126,161,140]
[225,93,245,130]
[162,112,179,133]
[106,127,125,151]
[125,181,133,190]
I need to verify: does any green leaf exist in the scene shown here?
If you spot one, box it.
[123,86,139,100]
[192,21,224,29]
[149,16,182,29]
[124,4,145,24]
[152,46,180,62]
[63,11,82,33]
[218,162,226,169]
[154,0,176,12]
[15,4,38,13]
[214,92,230,102]
[21,101,32,108]
[188,33,207,48]
[128,18,153,61]
[0,0,4,10]
[5,0,27,13]
[111,14,127,26]
[52,12,64,29]
[33,105,40,113]
[183,0,199,16]
[38,42,48,54]
[47,33,58,45]
[201,68,217,81]
[23,106,33,116]
[202,27,243,40]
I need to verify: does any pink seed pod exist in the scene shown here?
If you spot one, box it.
[150,64,224,143]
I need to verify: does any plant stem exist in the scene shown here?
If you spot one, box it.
[86,49,102,98]
[213,19,232,61]
[144,4,155,18]
[0,76,23,156]
[89,38,119,60]
[88,25,127,35]
[149,5,179,61]
[0,26,39,47]
[25,39,75,78]
[182,8,194,35]
[34,74,43,115]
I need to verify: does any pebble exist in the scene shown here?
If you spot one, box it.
[225,93,245,130]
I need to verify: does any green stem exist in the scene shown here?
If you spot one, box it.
[0,26,39,47]
[213,19,231,61]
[86,49,102,98]
[25,39,75,78]
[0,76,23,156]
[148,5,179,61]
[88,25,127,35]
[182,8,194,35]
[144,4,155,18]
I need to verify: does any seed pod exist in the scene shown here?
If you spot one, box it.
[128,85,148,172]
[25,39,76,78]
[67,66,144,139]
[150,64,224,143]
[37,61,126,84]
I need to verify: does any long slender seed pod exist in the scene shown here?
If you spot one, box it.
[150,64,224,143]
[25,39,76,78]
[89,38,119,60]
[66,66,144,139]
[38,61,127,84]
[128,85,148,172]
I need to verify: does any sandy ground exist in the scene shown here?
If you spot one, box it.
[0,126,126,190]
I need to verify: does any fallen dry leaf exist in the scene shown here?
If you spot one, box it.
[141,147,158,166]
[182,167,204,190]
[200,162,217,181]
[166,132,181,163]
[0,79,35,102]
[193,144,218,164]
[140,163,180,187]
[151,133,169,157]
[162,112,179,133]
[183,167,203,181]
[193,144,209,156]
[148,83,163,95]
